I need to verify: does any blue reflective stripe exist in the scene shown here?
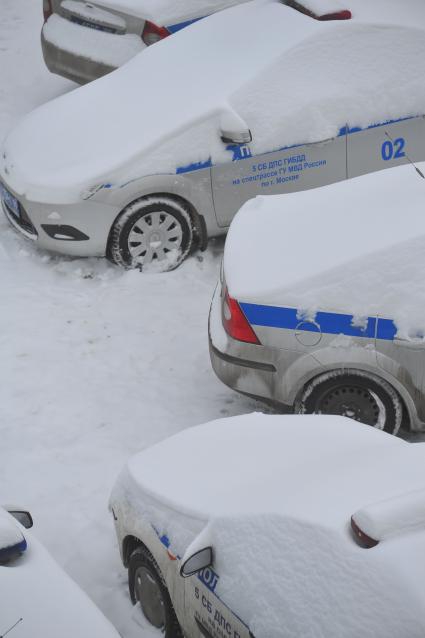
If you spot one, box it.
[338,116,413,137]
[176,158,212,174]
[240,303,397,341]
[160,533,170,548]
[376,318,397,340]
[175,115,419,174]
[166,16,204,34]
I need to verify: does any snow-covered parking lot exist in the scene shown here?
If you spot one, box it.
[2,2,425,637]
[0,2,259,635]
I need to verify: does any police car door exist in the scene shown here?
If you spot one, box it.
[211,134,347,228]
[347,115,425,180]
[184,567,252,638]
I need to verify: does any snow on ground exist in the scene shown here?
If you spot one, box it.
[0,2,258,636]
[1,2,425,637]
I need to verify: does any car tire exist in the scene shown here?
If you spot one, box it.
[296,370,403,435]
[128,546,183,637]
[109,197,193,271]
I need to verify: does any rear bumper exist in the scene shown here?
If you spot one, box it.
[41,15,145,84]
[208,285,283,404]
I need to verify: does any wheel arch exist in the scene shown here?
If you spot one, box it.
[107,192,208,254]
[294,364,414,431]
[122,534,151,568]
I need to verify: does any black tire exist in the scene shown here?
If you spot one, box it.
[128,546,183,638]
[109,197,193,271]
[296,370,402,435]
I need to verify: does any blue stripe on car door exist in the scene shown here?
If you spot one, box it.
[239,303,396,341]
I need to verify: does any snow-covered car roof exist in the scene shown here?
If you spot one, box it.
[224,162,425,338]
[114,413,425,533]
[91,0,253,25]
[3,0,425,203]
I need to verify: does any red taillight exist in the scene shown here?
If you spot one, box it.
[350,516,379,549]
[43,0,53,22]
[142,21,170,46]
[318,10,351,20]
[222,289,260,345]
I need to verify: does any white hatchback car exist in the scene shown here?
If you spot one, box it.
[2,0,425,271]
[110,413,425,638]
[41,0,254,84]
[0,506,120,637]
[209,162,425,435]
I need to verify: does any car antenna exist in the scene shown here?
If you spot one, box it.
[0,618,23,637]
[385,131,425,178]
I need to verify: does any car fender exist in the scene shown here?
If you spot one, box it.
[286,345,421,429]
[112,507,184,613]
[92,171,219,237]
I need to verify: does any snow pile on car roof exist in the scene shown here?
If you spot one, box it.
[111,414,425,638]
[112,413,424,542]
[231,2,425,156]
[92,0,253,24]
[225,163,425,338]
[3,0,425,201]
[195,508,425,637]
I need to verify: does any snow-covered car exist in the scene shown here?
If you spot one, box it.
[3,0,425,271]
[209,162,425,436]
[0,506,120,637]
[110,413,425,638]
[41,0,254,84]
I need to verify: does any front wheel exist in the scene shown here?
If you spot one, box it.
[296,370,403,435]
[109,197,193,272]
[128,546,183,637]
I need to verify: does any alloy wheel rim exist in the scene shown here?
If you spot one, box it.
[128,211,183,264]
[134,565,166,628]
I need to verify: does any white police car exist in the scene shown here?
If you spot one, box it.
[2,0,425,271]
[209,161,425,435]
[110,413,425,638]
[41,0,253,84]
[0,506,120,637]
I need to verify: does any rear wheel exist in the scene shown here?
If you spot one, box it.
[296,370,402,435]
[109,197,193,272]
[128,546,183,637]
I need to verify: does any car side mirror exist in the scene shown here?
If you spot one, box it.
[7,510,33,529]
[180,547,213,578]
[220,109,252,145]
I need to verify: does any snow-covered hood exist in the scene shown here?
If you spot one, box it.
[112,413,425,534]
[0,530,120,637]
[225,163,425,337]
